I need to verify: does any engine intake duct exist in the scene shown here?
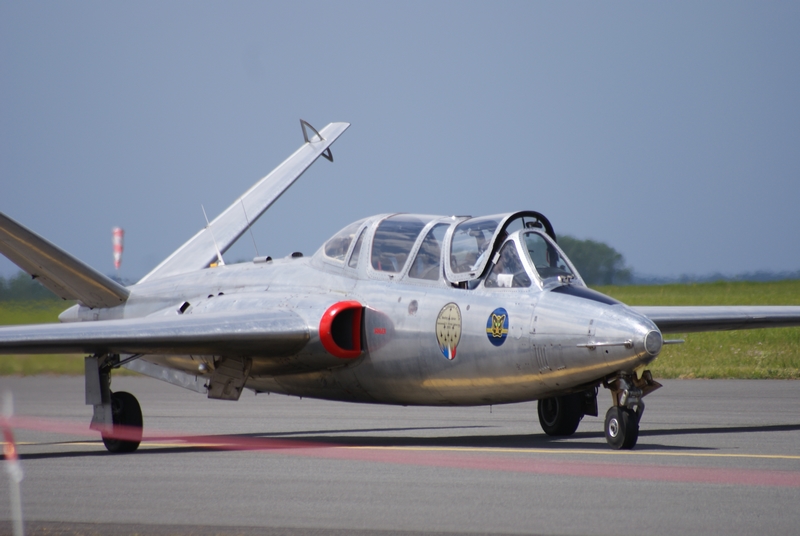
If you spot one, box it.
[319,301,363,359]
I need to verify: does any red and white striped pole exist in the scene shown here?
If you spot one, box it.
[112,227,124,273]
[2,392,24,536]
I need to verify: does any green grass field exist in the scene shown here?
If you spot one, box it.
[0,300,93,375]
[596,280,800,379]
[0,279,798,378]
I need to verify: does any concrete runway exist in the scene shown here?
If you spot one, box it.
[0,376,799,536]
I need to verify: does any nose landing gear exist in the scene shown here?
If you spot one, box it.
[604,406,639,449]
[602,371,660,450]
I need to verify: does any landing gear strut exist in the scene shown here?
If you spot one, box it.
[85,354,143,453]
[602,371,660,450]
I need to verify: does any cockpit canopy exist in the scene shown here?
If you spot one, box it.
[370,215,434,273]
[317,211,581,288]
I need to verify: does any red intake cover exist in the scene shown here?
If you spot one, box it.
[319,301,363,359]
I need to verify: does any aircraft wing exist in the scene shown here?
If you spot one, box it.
[138,121,350,283]
[0,310,308,356]
[634,306,800,334]
[0,212,129,309]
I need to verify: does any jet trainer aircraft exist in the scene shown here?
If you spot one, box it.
[1,120,799,452]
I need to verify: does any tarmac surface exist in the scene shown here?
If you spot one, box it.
[0,376,799,536]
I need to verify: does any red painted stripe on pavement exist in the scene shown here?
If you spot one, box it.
[3,415,800,488]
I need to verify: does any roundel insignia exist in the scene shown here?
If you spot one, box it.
[435,303,462,360]
[486,307,509,347]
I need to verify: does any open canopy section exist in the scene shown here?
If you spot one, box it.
[522,230,579,286]
[443,211,557,283]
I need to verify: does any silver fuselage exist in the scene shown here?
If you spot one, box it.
[59,237,660,406]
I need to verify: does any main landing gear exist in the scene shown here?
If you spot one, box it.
[102,391,143,453]
[537,388,598,437]
[85,354,143,453]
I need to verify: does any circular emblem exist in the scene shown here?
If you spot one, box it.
[486,307,509,347]
[435,303,462,360]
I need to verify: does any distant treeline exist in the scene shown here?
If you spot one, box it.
[557,235,800,286]
[0,272,61,301]
[558,235,632,285]
[631,270,800,285]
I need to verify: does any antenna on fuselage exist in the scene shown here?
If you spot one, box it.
[240,199,260,257]
[201,205,225,267]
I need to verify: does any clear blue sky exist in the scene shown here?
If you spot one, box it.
[1,1,798,281]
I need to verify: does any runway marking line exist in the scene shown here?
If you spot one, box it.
[9,439,800,461]
[5,438,800,461]
[343,445,800,461]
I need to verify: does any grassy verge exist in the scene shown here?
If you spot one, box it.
[0,300,135,375]
[596,280,800,379]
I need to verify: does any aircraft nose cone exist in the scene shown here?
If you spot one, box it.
[644,329,663,357]
[623,309,662,365]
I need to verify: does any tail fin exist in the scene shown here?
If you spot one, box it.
[0,212,129,309]
[138,120,350,283]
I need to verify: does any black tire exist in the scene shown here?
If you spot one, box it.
[537,394,583,436]
[604,406,639,450]
[102,391,143,454]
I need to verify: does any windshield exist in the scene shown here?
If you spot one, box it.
[523,232,576,280]
[449,216,503,274]
[347,228,366,268]
[323,219,366,261]
[371,215,434,273]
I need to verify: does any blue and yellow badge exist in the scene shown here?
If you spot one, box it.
[486,308,509,346]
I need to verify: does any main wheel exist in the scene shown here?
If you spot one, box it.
[537,394,583,436]
[102,391,143,454]
[604,406,639,450]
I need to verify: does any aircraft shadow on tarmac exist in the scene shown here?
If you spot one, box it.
[11,422,800,460]
[242,422,800,451]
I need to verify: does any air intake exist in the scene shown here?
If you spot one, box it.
[319,301,363,359]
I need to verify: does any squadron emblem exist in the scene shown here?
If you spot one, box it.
[435,303,462,360]
[486,307,509,347]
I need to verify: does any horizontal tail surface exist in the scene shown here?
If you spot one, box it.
[0,212,129,309]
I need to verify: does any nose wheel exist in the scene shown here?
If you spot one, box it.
[604,406,639,449]
[602,371,660,450]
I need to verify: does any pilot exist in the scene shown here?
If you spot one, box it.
[471,231,506,271]
[485,242,529,288]
[546,244,560,268]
